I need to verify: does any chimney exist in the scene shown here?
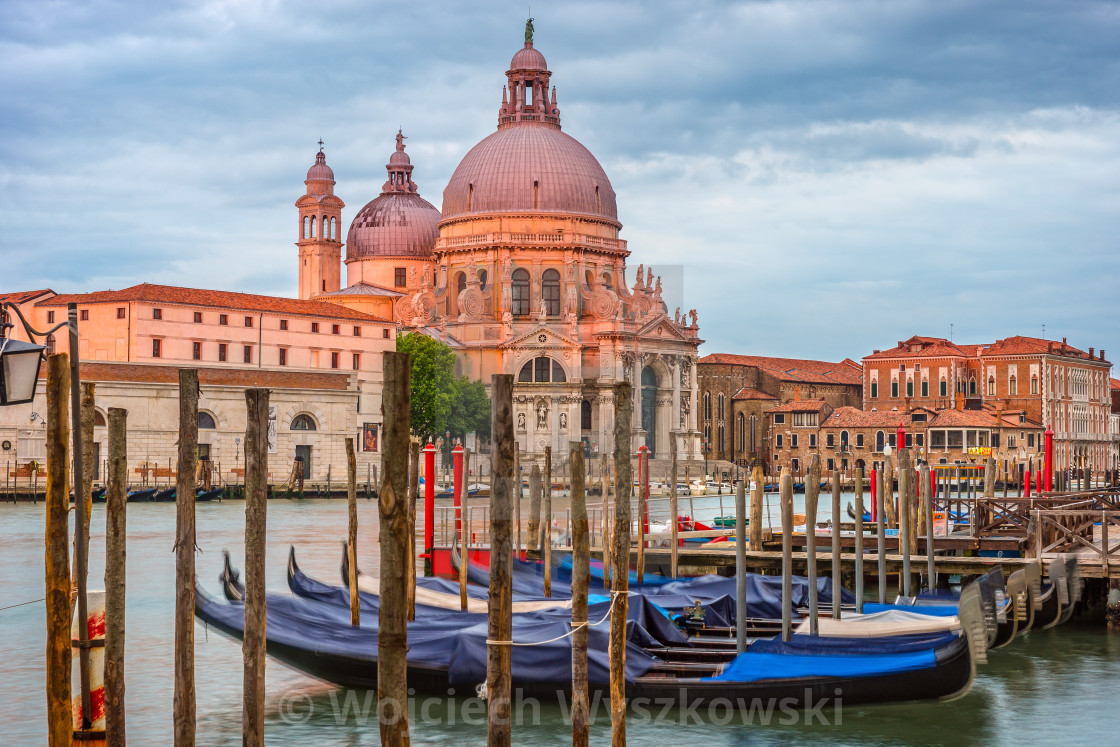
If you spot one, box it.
[794,386,801,401]
[1089,347,1094,358]
[956,392,964,411]
[873,349,880,354]
[1101,349,1106,361]
[1048,341,1054,354]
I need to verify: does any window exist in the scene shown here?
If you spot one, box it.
[703,393,712,420]
[581,400,592,430]
[987,377,995,396]
[969,380,977,395]
[218,343,227,362]
[291,414,317,431]
[152,339,162,358]
[940,380,947,397]
[80,309,89,321]
[1009,376,1017,396]
[353,326,360,336]
[219,314,228,326]
[280,319,288,331]
[921,380,929,397]
[912,412,927,422]
[776,434,783,448]
[303,215,310,238]
[1031,375,1039,395]
[906,380,914,397]
[192,342,201,360]
[352,353,360,370]
[856,433,864,447]
[891,381,899,398]
[117,307,126,319]
[194,312,203,323]
[394,268,407,287]
[827,459,834,472]
[1027,433,1035,447]
[512,269,531,316]
[916,434,924,446]
[809,434,816,448]
[792,458,800,473]
[311,322,320,333]
[478,269,488,291]
[870,382,878,398]
[717,394,725,420]
[875,431,885,451]
[992,433,1000,447]
[153,308,162,320]
[518,356,566,383]
[791,434,799,448]
[243,345,252,364]
[840,431,849,448]
[279,348,287,366]
[198,412,216,429]
[47,310,55,324]
[245,316,253,328]
[889,433,897,447]
[905,434,913,447]
[773,413,785,424]
[542,269,561,315]
[826,433,834,447]
[330,352,339,369]
[382,328,390,339]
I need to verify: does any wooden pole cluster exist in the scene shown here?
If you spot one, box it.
[346,437,360,626]
[877,458,889,604]
[408,438,420,622]
[67,306,93,733]
[460,449,471,610]
[174,369,199,747]
[735,478,746,653]
[636,449,646,584]
[609,383,632,747]
[805,456,820,635]
[486,375,514,747]
[378,351,411,746]
[543,445,552,597]
[513,447,521,558]
[570,440,589,747]
[601,454,611,589]
[76,382,95,585]
[854,468,865,613]
[243,388,270,747]
[831,471,842,619]
[45,354,72,747]
[104,407,128,745]
[780,467,794,642]
[749,465,764,551]
[899,448,912,597]
[921,464,935,592]
[528,463,542,553]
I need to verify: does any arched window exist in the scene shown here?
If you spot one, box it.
[291,414,317,431]
[987,376,996,396]
[717,393,725,420]
[585,270,594,288]
[456,272,467,296]
[512,269,530,316]
[581,400,592,430]
[875,430,885,452]
[542,269,560,316]
[45,333,56,356]
[703,392,711,420]
[302,215,310,238]
[310,216,317,238]
[840,430,849,448]
[969,379,976,396]
[737,413,745,453]
[198,412,217,429]
[478,269,488,291]
[518,356,566,383]
[94,410,107,427]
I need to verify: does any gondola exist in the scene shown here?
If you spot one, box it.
[126,487,157,502]
[846,502,872,523]
[197,556,984,708]
[195,488,223,501]
[152,488,176,502]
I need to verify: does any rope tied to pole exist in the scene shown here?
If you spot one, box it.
[484,589,626,647]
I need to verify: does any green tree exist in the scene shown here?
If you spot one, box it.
[448,376,492,443]
[396,331,457,440]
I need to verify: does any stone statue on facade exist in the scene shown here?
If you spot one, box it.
[689,309,698,328]
[633,264,644,294]
[536,400,548,429]
[646,266,654,290]
[674,307,681,325]
[559,412,567,430]
[517,412,526,431]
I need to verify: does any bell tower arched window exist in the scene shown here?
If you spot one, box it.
[542,269,560,315]
[512,269,530,316]
[303,215,310,239]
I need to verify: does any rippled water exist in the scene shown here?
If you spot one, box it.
[2,499,1117,745]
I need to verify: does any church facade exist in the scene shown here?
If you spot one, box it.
[301,24,703,460]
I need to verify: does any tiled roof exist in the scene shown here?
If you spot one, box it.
[317,282,405,298]
[864,336,971,361]
[0,289,54,306]
[698,354,862,386]
[1112,378,1120,390]
[42,362,353,390]
[927,410,1000,428]
[821,406,913,428]
[768,398,828,413]
[732,387,777,401]
[37,283,390,323]
[983,335,1107,363]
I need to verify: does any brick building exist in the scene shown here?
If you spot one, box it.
[863,335,1111,472]
[697,354,862,471]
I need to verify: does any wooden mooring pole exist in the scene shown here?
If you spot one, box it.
[528,463,542,553]
[104,407,128,746]
[45,354,72,747]
[805,456,820,635]
[922,464,935,591]
[513,447,521,558]
[780,467,794,642]
[379,351,411,746]
[460,448,470,611]
[487,375,514,747]
[831,470,842,619]
[749,465,764,551]
[243,388,269,747]
[76,382,95,588]
[346,437,359,626]
[570,439,589,747]
[609,383,632,747]
[854,468,865,613]
[408,438,420,622]
[669,434,678,578]
[174,369,198,747]
[735,477,746,653]
[877,460,889,603]
[544,445,553,597]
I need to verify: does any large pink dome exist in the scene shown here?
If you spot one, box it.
[441,126,619,224]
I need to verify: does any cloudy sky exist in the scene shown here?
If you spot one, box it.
[3,0,1118,364]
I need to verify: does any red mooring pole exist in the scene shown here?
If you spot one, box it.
[423,440,436,576]
[452,442,465,539]
[1044,427,1054,493]
[870,467,879,522]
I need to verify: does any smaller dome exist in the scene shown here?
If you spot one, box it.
[510,42,547,71]
[389,150,410,166]
[306,150,334,183]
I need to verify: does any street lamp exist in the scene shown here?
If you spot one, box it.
[0,331,46,405]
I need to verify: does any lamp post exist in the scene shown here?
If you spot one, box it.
[2,300,92,730]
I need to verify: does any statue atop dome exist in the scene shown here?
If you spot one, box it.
[525,17,534,44]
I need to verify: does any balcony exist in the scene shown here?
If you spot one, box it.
[436,232,628,255]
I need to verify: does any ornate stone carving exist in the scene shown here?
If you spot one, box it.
[680,358,692,388]
[588,287,619,320]
[621,353,634,383]
[559,412,568,431]
[517,412,526,431]
[536,399,549,429]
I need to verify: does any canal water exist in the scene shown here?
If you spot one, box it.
[2,498,1116,745]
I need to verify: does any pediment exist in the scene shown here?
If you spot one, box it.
[636,315,692,342]
[500,325,581,350]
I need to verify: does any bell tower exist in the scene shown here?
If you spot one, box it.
[296,143,345,299]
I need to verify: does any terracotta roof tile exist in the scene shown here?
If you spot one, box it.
[0,289,54,306]
[732,387,777,401]
[821,406,913,428]
[768,398,828,413]
[1112,378,1120,390]
[927,410,1000,428]
[698,354,862,386]
[42,362,353,391]
[37,283,390,323]
[864,335,971,361]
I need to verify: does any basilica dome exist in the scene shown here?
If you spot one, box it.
[346,132,441,259]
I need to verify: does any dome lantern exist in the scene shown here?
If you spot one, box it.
[499,18,560,130]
